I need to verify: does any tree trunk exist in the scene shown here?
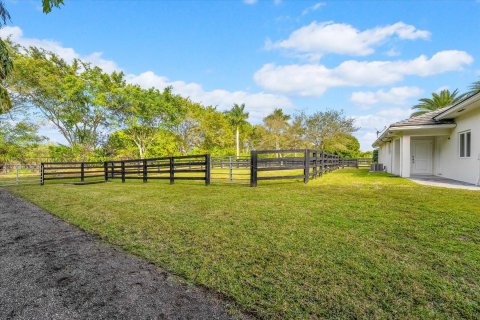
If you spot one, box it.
[236,126,240,159]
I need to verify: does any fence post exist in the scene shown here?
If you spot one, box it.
[356,158,359,169]
[304,149,310,184]
[110,161,114,178]
[250,151,257,187]
[320,151,325,177]
[229,156,233,183]
[15,165,19,185]
[121,161,125,183]
[104,161,109,181]
[40,163,44,185]
[143,159,148,183]
[169,157,174,184]
[80,162,85,182]
[205,154,211,186]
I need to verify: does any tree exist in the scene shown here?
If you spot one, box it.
[410,89,465,117]
[303,110,357,151]
[0,120,45,164]
[0,1,63,114]
[10,47,125,157]
[468,80,480,97]
[263,108,291,150]
[284,115,305,149]
[118,85,184,158]
[225,103,249,158]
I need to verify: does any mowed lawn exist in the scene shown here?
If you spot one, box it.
[10,169,480,319]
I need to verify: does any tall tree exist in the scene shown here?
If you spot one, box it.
[303,110,357,151]
[225,103,249,158]
[0,120,45,164]
[10,47,124,157]
[118,85,184,158]
[263,108,291,150]
[468,80,480,97]
[0,0,63,114]
[410,89,465,117]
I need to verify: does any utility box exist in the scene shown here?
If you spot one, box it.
[370,163,384,172]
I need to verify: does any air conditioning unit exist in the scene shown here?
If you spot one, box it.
[370,163,384,172]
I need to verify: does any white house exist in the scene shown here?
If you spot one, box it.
[373,91,480,185]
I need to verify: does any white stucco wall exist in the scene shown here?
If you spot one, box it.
[377,138,401,175]
[378,141,392,173]
[434,107,480,185]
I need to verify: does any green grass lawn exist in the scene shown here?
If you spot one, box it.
[9,169,480,319]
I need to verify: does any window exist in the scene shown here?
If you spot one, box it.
[459,131,471,158]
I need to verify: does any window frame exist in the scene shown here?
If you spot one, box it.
[459,130,471,158]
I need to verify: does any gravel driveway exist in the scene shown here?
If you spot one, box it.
[0,189,240,319]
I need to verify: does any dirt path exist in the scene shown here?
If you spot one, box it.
[0,189,239,319]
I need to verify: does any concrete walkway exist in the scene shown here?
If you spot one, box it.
[408,175,480,191]
[0,189,241,320]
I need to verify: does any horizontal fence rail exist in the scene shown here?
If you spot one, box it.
[250,149,361,187]
[40,155,210,186]
[41,161,106,185]
[38,152,370,187]
[211,156,251,185]
[0,164,41,186]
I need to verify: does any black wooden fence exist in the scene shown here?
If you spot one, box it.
[41,161,106,185]
[41,155,210,185]
[41,152,369,187]
[249,149,359,187]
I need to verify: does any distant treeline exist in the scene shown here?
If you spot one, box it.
[0,41,371,164]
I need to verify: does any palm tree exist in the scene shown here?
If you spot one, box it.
[410,89,465,118]
[467,80,480,97]
[263,108,291,150]
[225,103,249,158]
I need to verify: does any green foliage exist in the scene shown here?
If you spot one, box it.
[303,109,358,152]
[10,47,125,156]
[411,89,466,117]
[468,79,480,97]
[0,0,63,114]
[262,108,291,150]
[372,149,379,163]
[116,85,185,158]
[224,103,249,158]
[0,120,44,163]
[3,42,370,163]
[42,0,64,14]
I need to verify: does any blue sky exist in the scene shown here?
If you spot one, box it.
[3,0,480,150]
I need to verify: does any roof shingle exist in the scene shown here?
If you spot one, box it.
[390,107,455,128]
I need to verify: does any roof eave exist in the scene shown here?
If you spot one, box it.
[434,92,480,120]
[371,123,456,147]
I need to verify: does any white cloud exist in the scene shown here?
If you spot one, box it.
[254,50,473,96]
[1,26,292,122]
[351,86,423,106]
[385,48,401,57]
[127,71,292,122]
[353,107,412,148]
[0,26,120,73]
[268,21,430,59]
[302,2,325,15]
[243,0,257,4]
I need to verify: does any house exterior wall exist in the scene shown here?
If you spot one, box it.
[378,138,401,176]
[378,141,393,173]
[434,107,480,185]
